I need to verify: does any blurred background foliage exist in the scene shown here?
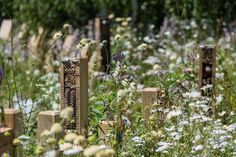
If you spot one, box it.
[1,0,236,34]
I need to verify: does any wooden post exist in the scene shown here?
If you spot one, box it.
[4,109,24,137]
[199,45,216,115]
[0,128,14,156]
[60,56,88,134]
[141,88,167,126]
[94,17,111,73]
[199,45,216,98]
[0,20,12,40]
[37,111,62,138]
[4,109,24,157]
[98,121,116,144]
[141,88,159,120]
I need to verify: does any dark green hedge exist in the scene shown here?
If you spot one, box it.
[0,0,236,33]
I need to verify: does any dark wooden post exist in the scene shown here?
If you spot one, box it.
[199,45,216,115]
[60,57,88,134]
[0,128,13,156]
[94,17,111,73]
[199,45,216,97]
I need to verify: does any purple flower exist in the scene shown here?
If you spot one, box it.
[112,52,125,62]
[0,68,3,85]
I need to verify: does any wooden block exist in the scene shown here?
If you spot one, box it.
[0,20,12,40]
[0,128,14,156]
[60,57,88,134]
[37,110,61,138]
[4,109,24,137]
[98,121,116,143]
[141,88,159,120]
[199,45,216,97]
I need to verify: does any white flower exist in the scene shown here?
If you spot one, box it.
[167,109,183,119]
[132,136,145,146]
[216,73,224,80]
[63,146,83,156]
[212,129,227,135]
[184,90,201,99]
[192,145,204,151]
[201,84,213,91]
[45,150,57,157]
[216,95,223,104]
[156,142,171,153]
[219,111,226,116]
[226,123,236,132]
[143,56,160,65]
[34,69,40,76]
[83,145,106,157]
[53,32,62,40]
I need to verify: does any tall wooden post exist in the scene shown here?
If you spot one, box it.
[60,57,88,134]
[94,17,111,73]
[199,45,216,115]
[199,45,216,98]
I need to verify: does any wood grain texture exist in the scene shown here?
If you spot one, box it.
[37,110,62,139]
[141,88,159,120]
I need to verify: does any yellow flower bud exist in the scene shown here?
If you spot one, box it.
[35,145,45,155]
[13,138,21,145]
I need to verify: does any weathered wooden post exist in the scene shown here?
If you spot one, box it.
[60,56,88,134]
[37,111,61,137]
[199,45,216,98]
[141,88,159,120]
[3,109,24,157]
[94,17,111,73]
[141,88,167,122]
[0,128,14,156]
[4,109,24,137]
[0,19,12,40]
[199,45,216,115]
[98,121,116,144]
